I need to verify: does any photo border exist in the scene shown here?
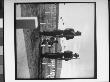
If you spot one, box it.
[14,2,97,80]
[4,0,109,82]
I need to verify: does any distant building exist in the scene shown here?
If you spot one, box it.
[55,60,62,78]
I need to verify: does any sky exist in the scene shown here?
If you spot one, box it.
[58,3,95,78]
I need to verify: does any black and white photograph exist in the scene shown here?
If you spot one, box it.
[15,2,97,79]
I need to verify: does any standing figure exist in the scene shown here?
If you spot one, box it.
[39,28,81,40]
[41,50,79,61]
